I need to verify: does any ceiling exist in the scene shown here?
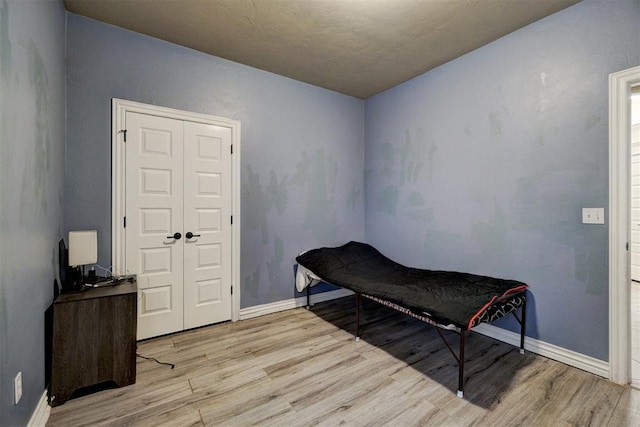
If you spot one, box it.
[64,0,581,99]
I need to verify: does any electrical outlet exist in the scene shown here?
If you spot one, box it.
[14,371,22,405]
[582,208,605,224]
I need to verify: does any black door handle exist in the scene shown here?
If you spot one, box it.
[167,232,182,240]
[186,232,201,239]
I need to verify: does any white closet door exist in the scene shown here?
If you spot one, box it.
[183,121,232,329]
[125,112,185,340]
[632,154,640,282]
[631,121,640,282]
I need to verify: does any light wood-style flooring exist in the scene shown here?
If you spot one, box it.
[48,296,640,426]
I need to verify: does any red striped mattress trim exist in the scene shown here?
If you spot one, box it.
[465,285,528,332]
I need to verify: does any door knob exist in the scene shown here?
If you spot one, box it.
[186,232,201,239]
[167,232,182,240]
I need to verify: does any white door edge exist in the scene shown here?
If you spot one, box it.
[112,98,241,322]
[609,65,640,385]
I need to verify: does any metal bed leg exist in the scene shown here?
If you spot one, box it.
[355,293,361,342]
[519,296,527,354]
[434,327,467,398]
[306,285,311,310]
[457,331,465,398]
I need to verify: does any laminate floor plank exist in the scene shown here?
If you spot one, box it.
[449,357,559,426]
[609,387,640,426]
[275,374,400,426]
[313,376,440,427]
[172,332,241,356]
[196,375,288,425]
[47,380,193,426]
[135,337,178,356]
[384,400,460,427]
[208,395,293,427]
[113,403,205,427]
[262,339,362,380]
[188,363,268,394]
[48,296,638,426]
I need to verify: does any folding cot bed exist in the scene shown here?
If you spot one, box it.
[295,241,528,398]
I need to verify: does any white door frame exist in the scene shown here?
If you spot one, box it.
[111,98,241,322]
[609,66,640,384]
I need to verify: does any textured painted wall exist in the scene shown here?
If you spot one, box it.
[65,14,364,309]
[0,0,65,423]
[364,0,640,361]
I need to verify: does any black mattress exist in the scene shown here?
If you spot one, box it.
[296,241,528,331]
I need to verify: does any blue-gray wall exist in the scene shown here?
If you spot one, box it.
[65,14,365,309]
[364,0,640,360]
[0,0,65,424]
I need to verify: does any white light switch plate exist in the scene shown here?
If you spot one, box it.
[582,208,605,224]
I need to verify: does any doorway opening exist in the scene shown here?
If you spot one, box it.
[609,65,640,385]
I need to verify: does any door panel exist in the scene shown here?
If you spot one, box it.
[183,121,232,329]
[140,286,173,314]
[125,112,185,340]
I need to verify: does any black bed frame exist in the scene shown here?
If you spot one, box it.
[306,287,527,398]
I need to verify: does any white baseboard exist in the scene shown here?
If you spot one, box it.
[27,391,50,427]
[472,323,609,378]
[239,288,353,320]
[239,290,609,379]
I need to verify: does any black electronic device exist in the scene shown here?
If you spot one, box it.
[58,239,83,293]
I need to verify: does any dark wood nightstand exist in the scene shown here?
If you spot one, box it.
[49,280,137,406]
